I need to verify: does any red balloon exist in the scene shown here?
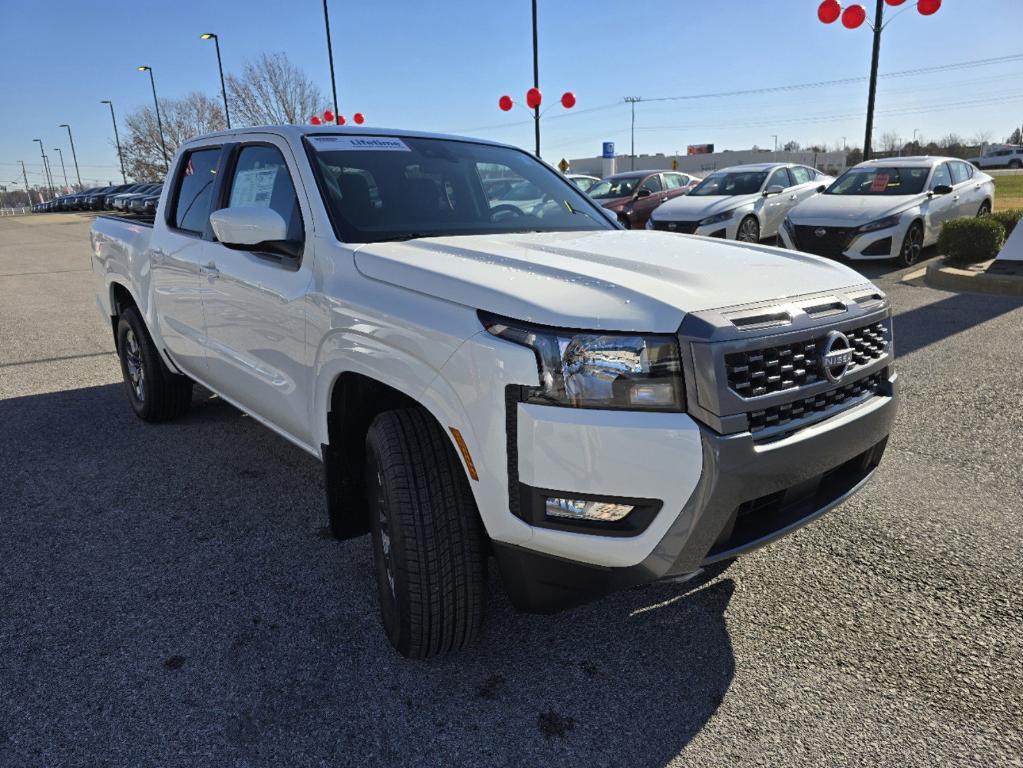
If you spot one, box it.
[525,87,542,109]
[917,0,940,15]
[560,91,576,109]
[310,115,322,125]
[817,0,841,23]
[353,112,365,124]
[338,115,346,125]
[842,4,866,28]
[885,0,907,5]
[498,95,513,112]
[323,109,335,122]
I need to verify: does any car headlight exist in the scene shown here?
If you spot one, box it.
[480,311,684,411]
[699,209,736,226]
[858,215,901,234]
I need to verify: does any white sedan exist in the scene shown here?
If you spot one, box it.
[646,163,833,242]
[779,157,995,267]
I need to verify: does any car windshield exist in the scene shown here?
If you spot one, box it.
[825,167,930,196]
[587,176,642,199]
[306,135,613,242]
[688,171,768,196]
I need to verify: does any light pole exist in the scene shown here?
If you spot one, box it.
[322,0,340,124]
[53,147,69,190]
[19,161,32,204]
[771,135,779,153]
[33,139,54,198]
[531,0,540,157]
[624,96,641,170]
[137,66,169,172]
[58,124,82,189]
[200,33,231,129]
[100,100,128,184]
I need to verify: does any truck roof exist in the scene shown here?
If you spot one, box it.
[182,124,515,151]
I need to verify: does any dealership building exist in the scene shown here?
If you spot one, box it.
[567,145,848,179]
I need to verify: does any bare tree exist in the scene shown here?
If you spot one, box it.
[878,131,901,154]
[226,52,324,127]
[782,139,801,152]
[971,130,993,147]
[938,133,965,151]
[123,92,226,180]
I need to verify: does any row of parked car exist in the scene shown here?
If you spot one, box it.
[566,156,996,267]
[31,182,164,216]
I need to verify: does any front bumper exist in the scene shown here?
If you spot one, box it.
[494,374,897,613]
[780,222,904,260]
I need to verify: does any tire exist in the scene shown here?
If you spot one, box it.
[898,221,924,267]
[365,408,486,658]
[116,307,192,422]
[1009,159,1022,170]
[977,200,991,217]
[617,214,632,229]
[736,215,760,243]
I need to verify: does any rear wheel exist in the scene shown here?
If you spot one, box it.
[1009,159,1022,170]
[365,408,486,658]
[116,307,192,422]
[736,215,760,243]
[898,221,924,267]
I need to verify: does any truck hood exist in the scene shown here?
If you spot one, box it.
[787,194,923,225]
[652,194,758,222]
[353,230,869,332]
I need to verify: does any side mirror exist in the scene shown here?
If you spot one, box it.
[816,184,827,193]
[931,184,953,196]
[763,185,784,197]
[636,188,652,198]
[209,207,300,260]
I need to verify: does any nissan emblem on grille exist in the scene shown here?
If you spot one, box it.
[820,331,853,382]
[815,228,827,238]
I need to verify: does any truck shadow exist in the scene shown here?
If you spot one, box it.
[0,382,735,767]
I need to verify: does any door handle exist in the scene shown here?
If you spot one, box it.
[789,194,798,200]
[953,195,960,200]
[199,262,220,277]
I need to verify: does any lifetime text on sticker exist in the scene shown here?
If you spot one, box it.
[308,136,412,152]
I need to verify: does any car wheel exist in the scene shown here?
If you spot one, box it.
[617,214,632,229]
[898,221,924,267]
[365,408,487,658]
[1009,159,1022,169]
[977,200,991,217]
[737,216,760,243]
[116,307,192,422]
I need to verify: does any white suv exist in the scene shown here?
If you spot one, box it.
[779,157,995,266]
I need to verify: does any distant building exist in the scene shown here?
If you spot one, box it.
[567,148,848,178]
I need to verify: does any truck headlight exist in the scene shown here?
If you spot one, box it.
[480,311,684,411]
[699,209,736,226]
[858,215,901,234]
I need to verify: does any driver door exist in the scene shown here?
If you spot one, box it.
[762,167,793,236]
[631,174,666,226]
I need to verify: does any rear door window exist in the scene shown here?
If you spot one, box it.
[172,148,221,234]
[789,166,813,185]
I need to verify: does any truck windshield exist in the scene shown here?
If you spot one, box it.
[825,167,930,196]
[305,135,613,242]
[688,172,767,196]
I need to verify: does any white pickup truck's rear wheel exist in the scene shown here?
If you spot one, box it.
[116,307,192,422]
[365,408,486,658]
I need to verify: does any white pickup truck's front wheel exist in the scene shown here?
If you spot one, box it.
[365,409,486,658]
[115,308,192,422]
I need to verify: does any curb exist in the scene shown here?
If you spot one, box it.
[922,259,1023,296]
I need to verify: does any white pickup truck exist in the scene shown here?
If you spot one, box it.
[91,126,897,658]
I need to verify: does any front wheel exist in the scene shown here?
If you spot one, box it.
[116,307,192,422]
[977,200,991,217]
[365,409,487,658]
[898,222,924,267]
[736,215,760,243]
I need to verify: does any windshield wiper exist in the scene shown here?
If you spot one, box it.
[370,232,433,243]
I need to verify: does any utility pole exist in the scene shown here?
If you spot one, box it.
[33,139,54,198]
[624,96,641,170]
[531,0,540,158]
[862,0,884,161]
[19,160,32,205]
[59,124,82,188]
[323,0,340,124]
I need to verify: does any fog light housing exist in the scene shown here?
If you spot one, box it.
[545,497,634,522]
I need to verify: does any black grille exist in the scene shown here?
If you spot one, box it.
[653,220,700,234]
[794,225,856,257]
[725,320,888,398]
[748,371,885,432]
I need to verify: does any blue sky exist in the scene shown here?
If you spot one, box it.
[2,0,1021,187]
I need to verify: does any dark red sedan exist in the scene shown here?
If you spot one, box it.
[587,170,700,228]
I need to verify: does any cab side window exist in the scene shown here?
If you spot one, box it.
[640,175,663,193]
[225,145,304,242]
[172,148,220,234]
[768,168,792,189]
[931,163,953,189]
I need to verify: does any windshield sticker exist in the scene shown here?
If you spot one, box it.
[308,136,411,152]
[869,174,891,193]
[229,167,278,208]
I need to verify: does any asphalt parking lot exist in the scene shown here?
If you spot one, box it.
[1,214,1021,767]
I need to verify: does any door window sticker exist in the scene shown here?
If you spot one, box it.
[230,167,278,208]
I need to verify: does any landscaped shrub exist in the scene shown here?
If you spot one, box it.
[989,208,1022,238]
[938,218,1006,266]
